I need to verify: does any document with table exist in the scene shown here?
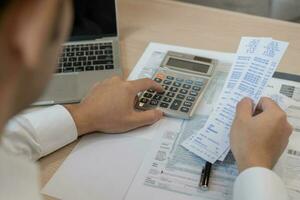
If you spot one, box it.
[42,42,300,200]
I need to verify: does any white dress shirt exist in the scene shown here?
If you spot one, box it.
[0,105,289,200]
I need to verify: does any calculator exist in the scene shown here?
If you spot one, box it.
[136,51,217,119]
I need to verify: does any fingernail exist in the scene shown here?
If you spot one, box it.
[244,97,253,104]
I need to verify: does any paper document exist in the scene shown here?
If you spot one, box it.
[124,43,300,200]
[281,99,300,193]
[182,37,289,163]
[42,134,151,200]
[125,117,238,200]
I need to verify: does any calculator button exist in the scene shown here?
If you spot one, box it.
[166,92,175,97]
[170,100,182,110]
[157,90,165,95]
[154,78,162,83]
[185,80,193,84]
[176,94,185,100]
[176,78,184,82]
[150,99,159,106]
[192,86,201,91]
[184,101,192,107]
[170,87,178,92]
[153,94,162,100]
[162,85,169,90]
[179,89,188,94]
[163,97,172,103]
[183,84,191,89]
[187,96,195,102]
[163,80,172,85]
[144,93,153,98]
[156,73,165,79]
[173,82,182,87]
[147,89,155,93]
[180,107,190,113]
[190,91,198,96]
[140,98,149,104]
[160,102,169,108]
[195,81,204,86]
[157,86,166,95]
[166,76,175,80]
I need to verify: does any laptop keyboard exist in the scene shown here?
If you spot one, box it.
[56,42,114,73]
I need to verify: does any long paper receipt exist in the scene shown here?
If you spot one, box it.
[182,37,289,163]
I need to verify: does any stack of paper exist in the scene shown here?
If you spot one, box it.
[182,37,289,163]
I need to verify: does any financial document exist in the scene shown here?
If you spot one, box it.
[124,43,300,200]
[125,117,238,200]
[182,37,289,163]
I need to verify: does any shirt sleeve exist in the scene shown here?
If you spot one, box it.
[1,105,78,161]
[233,167,288,200]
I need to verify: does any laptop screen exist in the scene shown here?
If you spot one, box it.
[70,0,118,41]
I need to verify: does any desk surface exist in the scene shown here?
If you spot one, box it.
[40,0,300,199]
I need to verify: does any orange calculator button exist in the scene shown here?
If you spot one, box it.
[155,73,165,79]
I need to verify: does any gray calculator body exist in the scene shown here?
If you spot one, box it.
[137,51,217,119]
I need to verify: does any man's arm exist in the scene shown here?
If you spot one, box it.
[231,97,293,200]
[2,105,78,161]
[2,77,164,160]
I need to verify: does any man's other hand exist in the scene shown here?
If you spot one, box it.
[65,76,164,136]
[230,97,293,172]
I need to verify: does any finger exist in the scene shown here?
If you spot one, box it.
[131,109,163,127]
[134,95,139,104]
[103,76,122,84]
[129,78,164,94]
[256,97,282,112]
[235,97,254,120]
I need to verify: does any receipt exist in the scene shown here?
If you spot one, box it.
[182,37,289,163]
[215,37,270,161]
[215,37,270,112]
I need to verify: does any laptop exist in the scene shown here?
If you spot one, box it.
[35,0,122,105]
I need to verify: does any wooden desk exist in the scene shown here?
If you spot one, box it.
[40,0,300,199]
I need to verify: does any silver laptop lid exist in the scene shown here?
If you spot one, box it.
[69,0,118,42]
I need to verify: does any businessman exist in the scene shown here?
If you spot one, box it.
[0,1,293,200]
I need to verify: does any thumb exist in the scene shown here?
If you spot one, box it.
[235,97,254,120]
[257,97,282,112]
[131,109,163,127]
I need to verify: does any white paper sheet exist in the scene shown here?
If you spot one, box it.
[182,38,289,163]
[41,134,151,200]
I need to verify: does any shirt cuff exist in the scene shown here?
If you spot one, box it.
[233,167,288,200]
[22,105,78,157]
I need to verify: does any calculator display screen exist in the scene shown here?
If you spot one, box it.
[167,58,210,73]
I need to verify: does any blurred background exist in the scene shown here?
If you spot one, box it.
[178,0,300,23]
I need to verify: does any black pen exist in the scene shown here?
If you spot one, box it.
[199,161,212,190]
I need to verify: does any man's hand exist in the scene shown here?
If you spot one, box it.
[65,76,164,136]
[230,97,293,172]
